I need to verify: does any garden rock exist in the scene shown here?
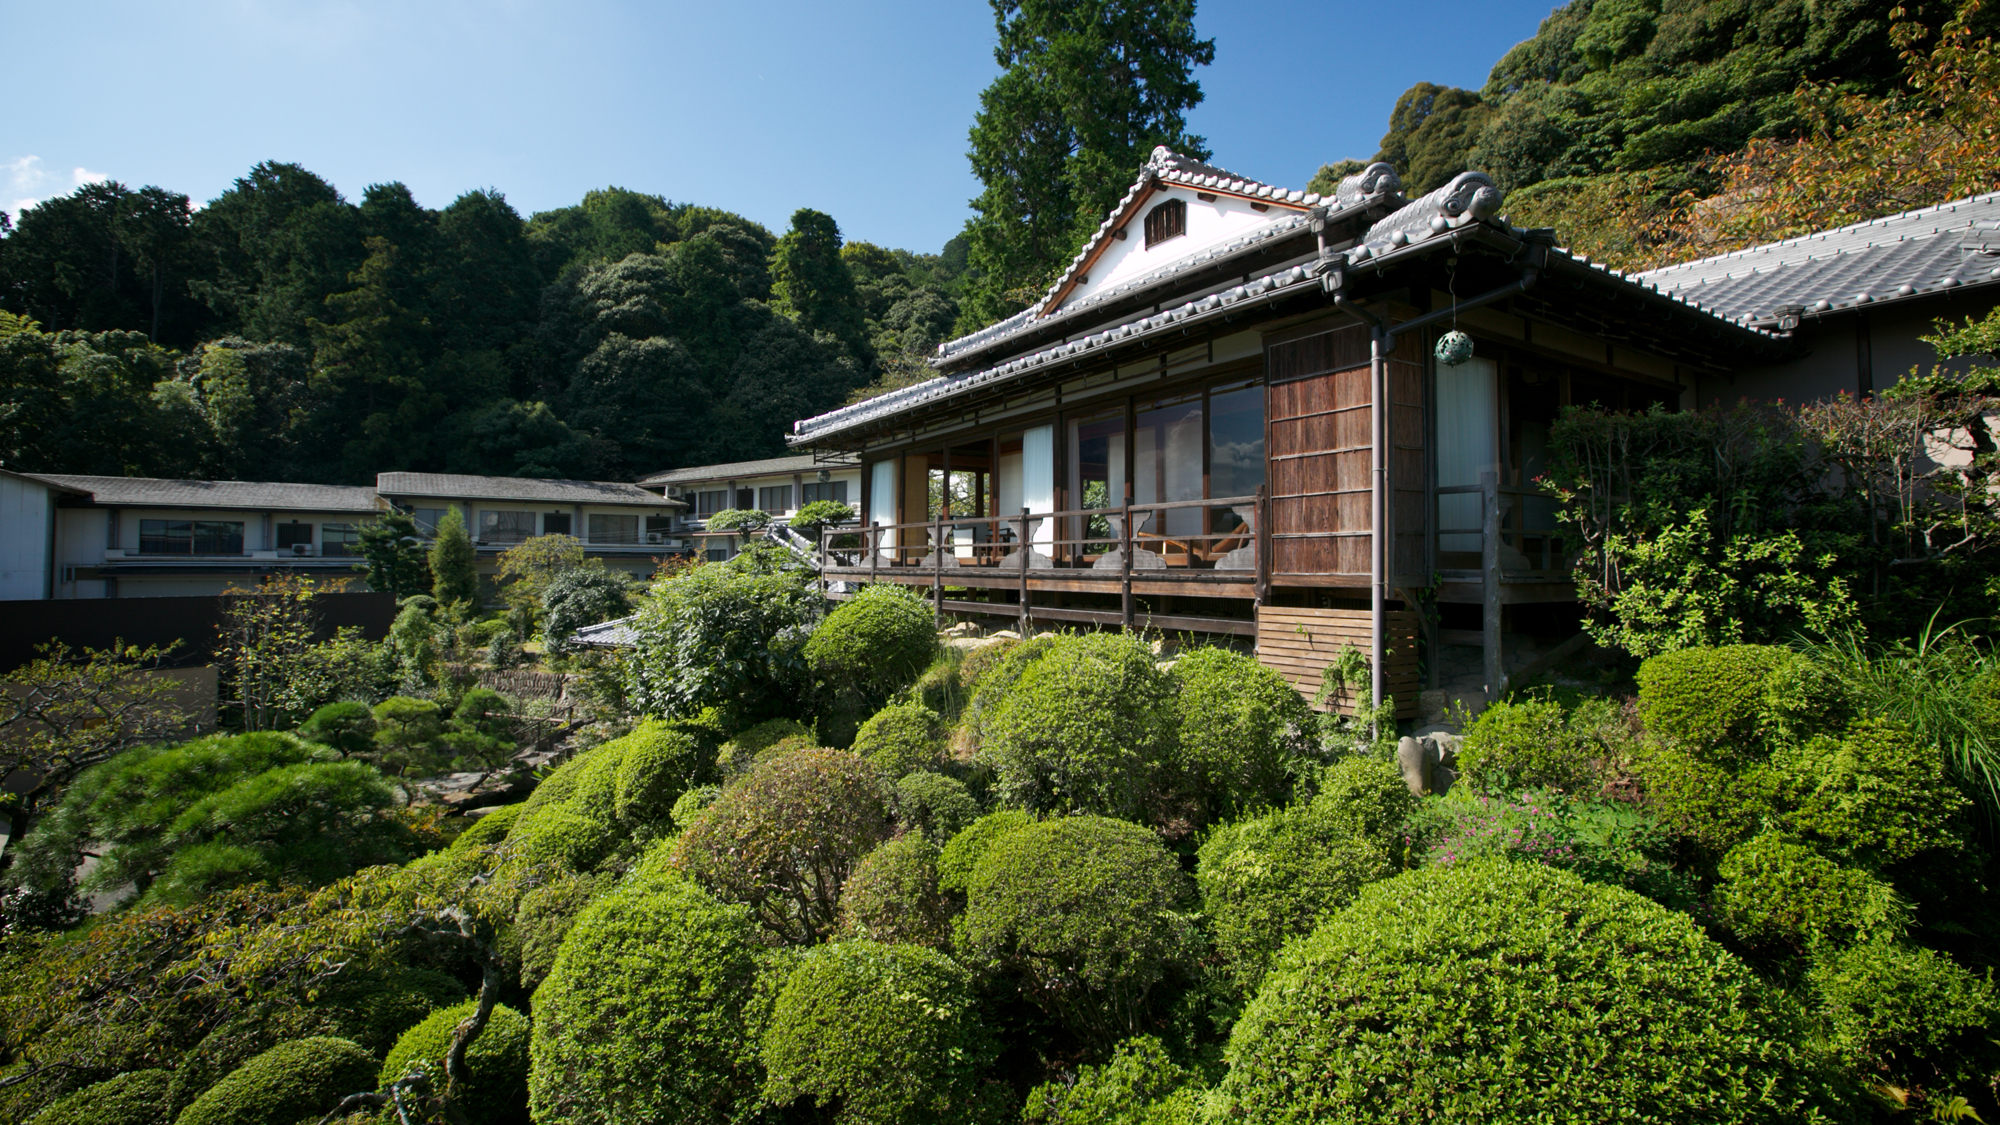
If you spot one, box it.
[1396,736,1431,795]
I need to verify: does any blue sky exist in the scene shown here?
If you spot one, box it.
[4,0,1564,253]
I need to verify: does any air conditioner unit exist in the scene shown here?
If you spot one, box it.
[291,543,311,557]
[644,532,667,545]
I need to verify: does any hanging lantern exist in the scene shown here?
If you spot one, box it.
[1435,330,1475,366]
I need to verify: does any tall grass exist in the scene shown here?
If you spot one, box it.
[1800,618,2000,820]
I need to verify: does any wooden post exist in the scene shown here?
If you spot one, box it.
[1253,485,1271,605]
[933,515,944,627]
[1017,507,1030,635]
[1481,471,1504,706]
[1120,502,1134,630]
[869,521,879,585]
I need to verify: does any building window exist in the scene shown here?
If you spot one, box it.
[645,515,672,545]
[479,510,535,544]
[800,480,848,505]
[543,511,572,536]
[757,485,793,513]
[139,519,244,555]
[589,513,639,544]
[411,508,447,535]
[705,548,728,562]
[1143,198,1186,248]
[697,490,728,517]
[276,522,314,550]
[322,523,362,558]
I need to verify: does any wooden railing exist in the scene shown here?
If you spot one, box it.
[1434,474,1572,576]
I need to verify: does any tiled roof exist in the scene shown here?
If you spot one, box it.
[376,473,679,506]
[1633,192,2000,325]
[34,476,381,512]
[932,151,1405,371]
[637,454,828,486]
[569,614,639,648]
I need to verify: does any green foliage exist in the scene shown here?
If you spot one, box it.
[1305,755,1419,845]
[1457,694,1618,795]
[1765,717,1970,869]
[772,208,869,358]
[427,507,478,606]
[1808,938,2000,1104]
[706,507,773,532]
[837,835,954,948]
[355,508,429,599]
[716,717,814,777]
[176,1036,378,1125]
[977,632,1176,822]
[853,699,947,778]
[1407,790,1697,909]
[1215,861,1834,1123]
[893,770,978,844]
[806,585,941,739]
[1167,647,1310,824]
[298,700,376,757]
[625,557,821,726]
[788,500,855,535]
[1715,833,1905,948]
[1021,1035,1200,1125]
[450,803,524,852]
[528,860,765,1125]
[379,1001,531,1125]
[541,566,634,655]
[1635,644,1801,752]
[1196,798,1396,992]
[28,1068,171,1125]
[671,784,721,828]
[760,940,994,1125]
[505,869,615,992]
[612,718,706,824]
[957,816,1198,1048]
[674,747,894,944]
[935,809,1035,896]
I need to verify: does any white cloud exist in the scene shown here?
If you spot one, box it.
[71,166,108,188]
[3,155,113,218]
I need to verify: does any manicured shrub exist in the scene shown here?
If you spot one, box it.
[853,700,947,778]
[1766,717,1970,868]
[977,632,1176,821]
[1196,801,1396,991]
[449,802,525,852]
[838,835,953,947]
[760,940,995,1125]
[1215,860,1832,1123]
[379,1001,531,1125]
[1308,755,1419,845]
[671,784,720,828]
[961,635,1056,737]
[298,700,377,757]
[958,636,1033,699]
[893,770,978,843]
[716,717,813,777]
[623,558,821,726]
[1635,644,1798,752]
[1168,646,1310,823]
[30,1068,171,1125]
[1808,938,2000,1102]
[507,805,617,873]
[506,869,616,992]
[935,810,1035,895]
[1715,833,1904,947]
[1021,1035,1199,1125]
[176,1036,378,1125]
[613,719,706,824]
[674,747,894,944]
[957,816,1198,1048]
[1457,695,1607,794]
[528,863,764,1125]
[1631,739,1767,852]
[805,584,941,713]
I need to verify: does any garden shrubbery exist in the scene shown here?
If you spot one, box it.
[1168,646,1310,823]
[176,1037,379,1125]
[380,1001,532,1125]
[838,833,953,947]
[853,699,947,777]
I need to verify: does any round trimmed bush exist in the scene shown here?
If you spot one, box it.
[166,1006,349,1116]
[613,719,706,823]
[506,869,616,992]
[1766,717,1970,868]
[30,1068,170,1125]
[893,771,977,844]
[935,810,1035,895]
[716,718,813,777]
[761,940,994,1125]
[674,747,893,944]
[506,805,616,873]
[670,784,720,828]
[957,816,1198,1047]
[1715,833,1904,947]
[838,835,953,947]
[962,635,1056,737]
[1306,754,1418,845]
[176,1036,378,1125]
[1457,695,1605,795]
[1168,646,1309,822]
[805,585,941,711]
[1808,938,2000,1099]
[310,964,467,1057]
[299,700,377,757]
[379,1001,531,1125]
[1020,1035,1197,1125]
[977,632,1176,821]
[529,862,764,1125]
[450,802,525,852]
[1214,860,1833,1123]
[1635,644,1798,752]
[853,700,947,778]
[1196,801,1396,992]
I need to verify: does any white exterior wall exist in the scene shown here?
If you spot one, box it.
[1072,189,1297,301]
[0,476,54,600]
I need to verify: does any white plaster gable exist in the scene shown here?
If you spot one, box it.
[1056,188,1295,314]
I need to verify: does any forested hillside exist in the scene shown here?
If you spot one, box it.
[0,168,969,483]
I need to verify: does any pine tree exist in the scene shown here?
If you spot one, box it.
[428,507,479,606]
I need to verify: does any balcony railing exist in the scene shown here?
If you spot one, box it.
[1434,474,1573,578]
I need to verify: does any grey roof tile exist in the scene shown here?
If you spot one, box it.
[34,476,382,512]
[637,454,830,485]
[376,473,679,506]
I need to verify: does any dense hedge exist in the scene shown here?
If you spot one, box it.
[804,585,940,707]
[1808,938,2000,1099]
[612,719,707,824]
[852,700,947,778]
[1215,861,1831,1124]
[838,834,953,947]
[379,1001,531,1125]
[977,633,1176,822]
[449,802,524,852]
[1020,1035,1199,1125]
[716,717,812,777]
[1635,644,1799,751]
[957,816,1198,1047]
[1196,798,1397,991]
[529,861,764,1125]
[175,1036,378,1125]
[935,809,1035,895]
[1168,647,1309,823]
[1457,695,1608,794]
[893,770,978,844]
[28,1068,171,1125]
[674,747,894,944]
[1308,755,1420,844]
[505,869,616,992]
[760,940,995,1125]
[1714,833,1903,947]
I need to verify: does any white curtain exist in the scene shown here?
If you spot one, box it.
[1021,425,1054,549]
[868,460,896,558]
[1435,357,1498,552]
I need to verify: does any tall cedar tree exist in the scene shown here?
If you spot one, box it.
[429,507,479,606]
[959,0,1214,331]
